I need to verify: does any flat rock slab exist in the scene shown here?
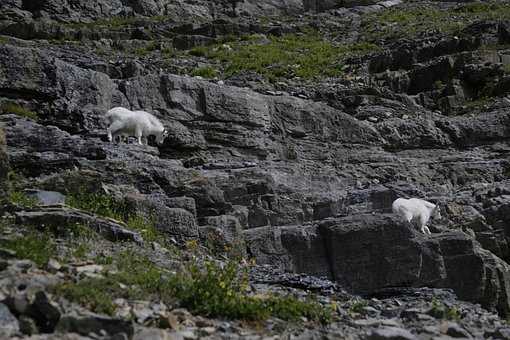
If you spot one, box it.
[15,207,143,244]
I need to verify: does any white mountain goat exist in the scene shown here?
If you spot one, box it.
[392,198,442,235]
[105,107,168,145]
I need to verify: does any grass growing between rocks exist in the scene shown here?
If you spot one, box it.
[65,191,160,242]
[55,252,332,323]
[1,103,38,120]
[8,190,37,208]
[361,2,510,42]
[190,32,379,81]
[1,233,56,267]
[191,66,218,78]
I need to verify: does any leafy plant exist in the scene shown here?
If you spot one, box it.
[56,254,331,322]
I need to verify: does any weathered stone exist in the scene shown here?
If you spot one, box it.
[0,128,8,207]
[56,314,134,338]
[14,207,143,243]
[0,302,19,338]
[367,326,416,340]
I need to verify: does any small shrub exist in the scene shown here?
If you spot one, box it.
[125,215,159,243]
[428,298,462,320]
[57,254,331,322]
[348,299,368,314]
[191,66,218,78]
[2,233,56,267]
[1,103,38,120]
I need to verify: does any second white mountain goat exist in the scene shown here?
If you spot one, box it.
[392,198,442,235]
[105,107,168,145]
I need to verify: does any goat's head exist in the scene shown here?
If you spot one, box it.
[155,128,169,145]
[431,204,442,220]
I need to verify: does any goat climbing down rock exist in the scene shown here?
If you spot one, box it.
[392,198,442,235]
[105,107,168,145]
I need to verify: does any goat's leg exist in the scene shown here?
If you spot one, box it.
[135,128,144,145]
[107,121,124,143]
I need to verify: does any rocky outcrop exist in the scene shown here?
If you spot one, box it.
[247,216,510,316]
[0,128,8,206]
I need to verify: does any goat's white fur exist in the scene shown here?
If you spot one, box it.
[105,107,168,145]
[392,198,441,235]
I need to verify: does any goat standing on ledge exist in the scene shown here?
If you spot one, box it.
[105,107,168,146]
[392,198,442,235]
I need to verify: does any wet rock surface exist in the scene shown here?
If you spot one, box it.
[2,0,510,339]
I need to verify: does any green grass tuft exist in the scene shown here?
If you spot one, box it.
[9,190,37,208]
[191,66,218,78]
[1,103,38,120]
[1,233,56,267]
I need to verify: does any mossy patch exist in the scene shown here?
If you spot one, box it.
[1,103,38,120]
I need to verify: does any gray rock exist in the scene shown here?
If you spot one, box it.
[0,128,8,207]
[367,326,416,340]
[56,314,134,338]
[134,328,184,340]
[15,207,143,243]
[25,190,66,206]
[0,302,19,338]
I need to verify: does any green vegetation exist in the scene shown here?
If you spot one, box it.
[56,253,331,322]
[135,41,159,57]
[1,103,38,120]
[361,2,510,42]
[8,190,37,208]
[66,191,160,242]
[429,298,462,320]
[191,66,218,78]
[348,299,368,315]
[0,36,8,45]
[1,233,56,267]
[191,33,379,81]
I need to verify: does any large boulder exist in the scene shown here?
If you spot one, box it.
[245,214,510,315]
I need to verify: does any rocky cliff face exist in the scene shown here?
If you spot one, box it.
[2,0,510,339]
[0,128,8,203]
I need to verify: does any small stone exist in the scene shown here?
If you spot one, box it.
[441,322,472,338]
[0,302,19,337]
[47,259,62,273]
[160,313,180,330]
[200,327,216,335]
[74,264,103,274]
[134,328,184,340]
[367,326,416,340]
[178,330,197,340]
